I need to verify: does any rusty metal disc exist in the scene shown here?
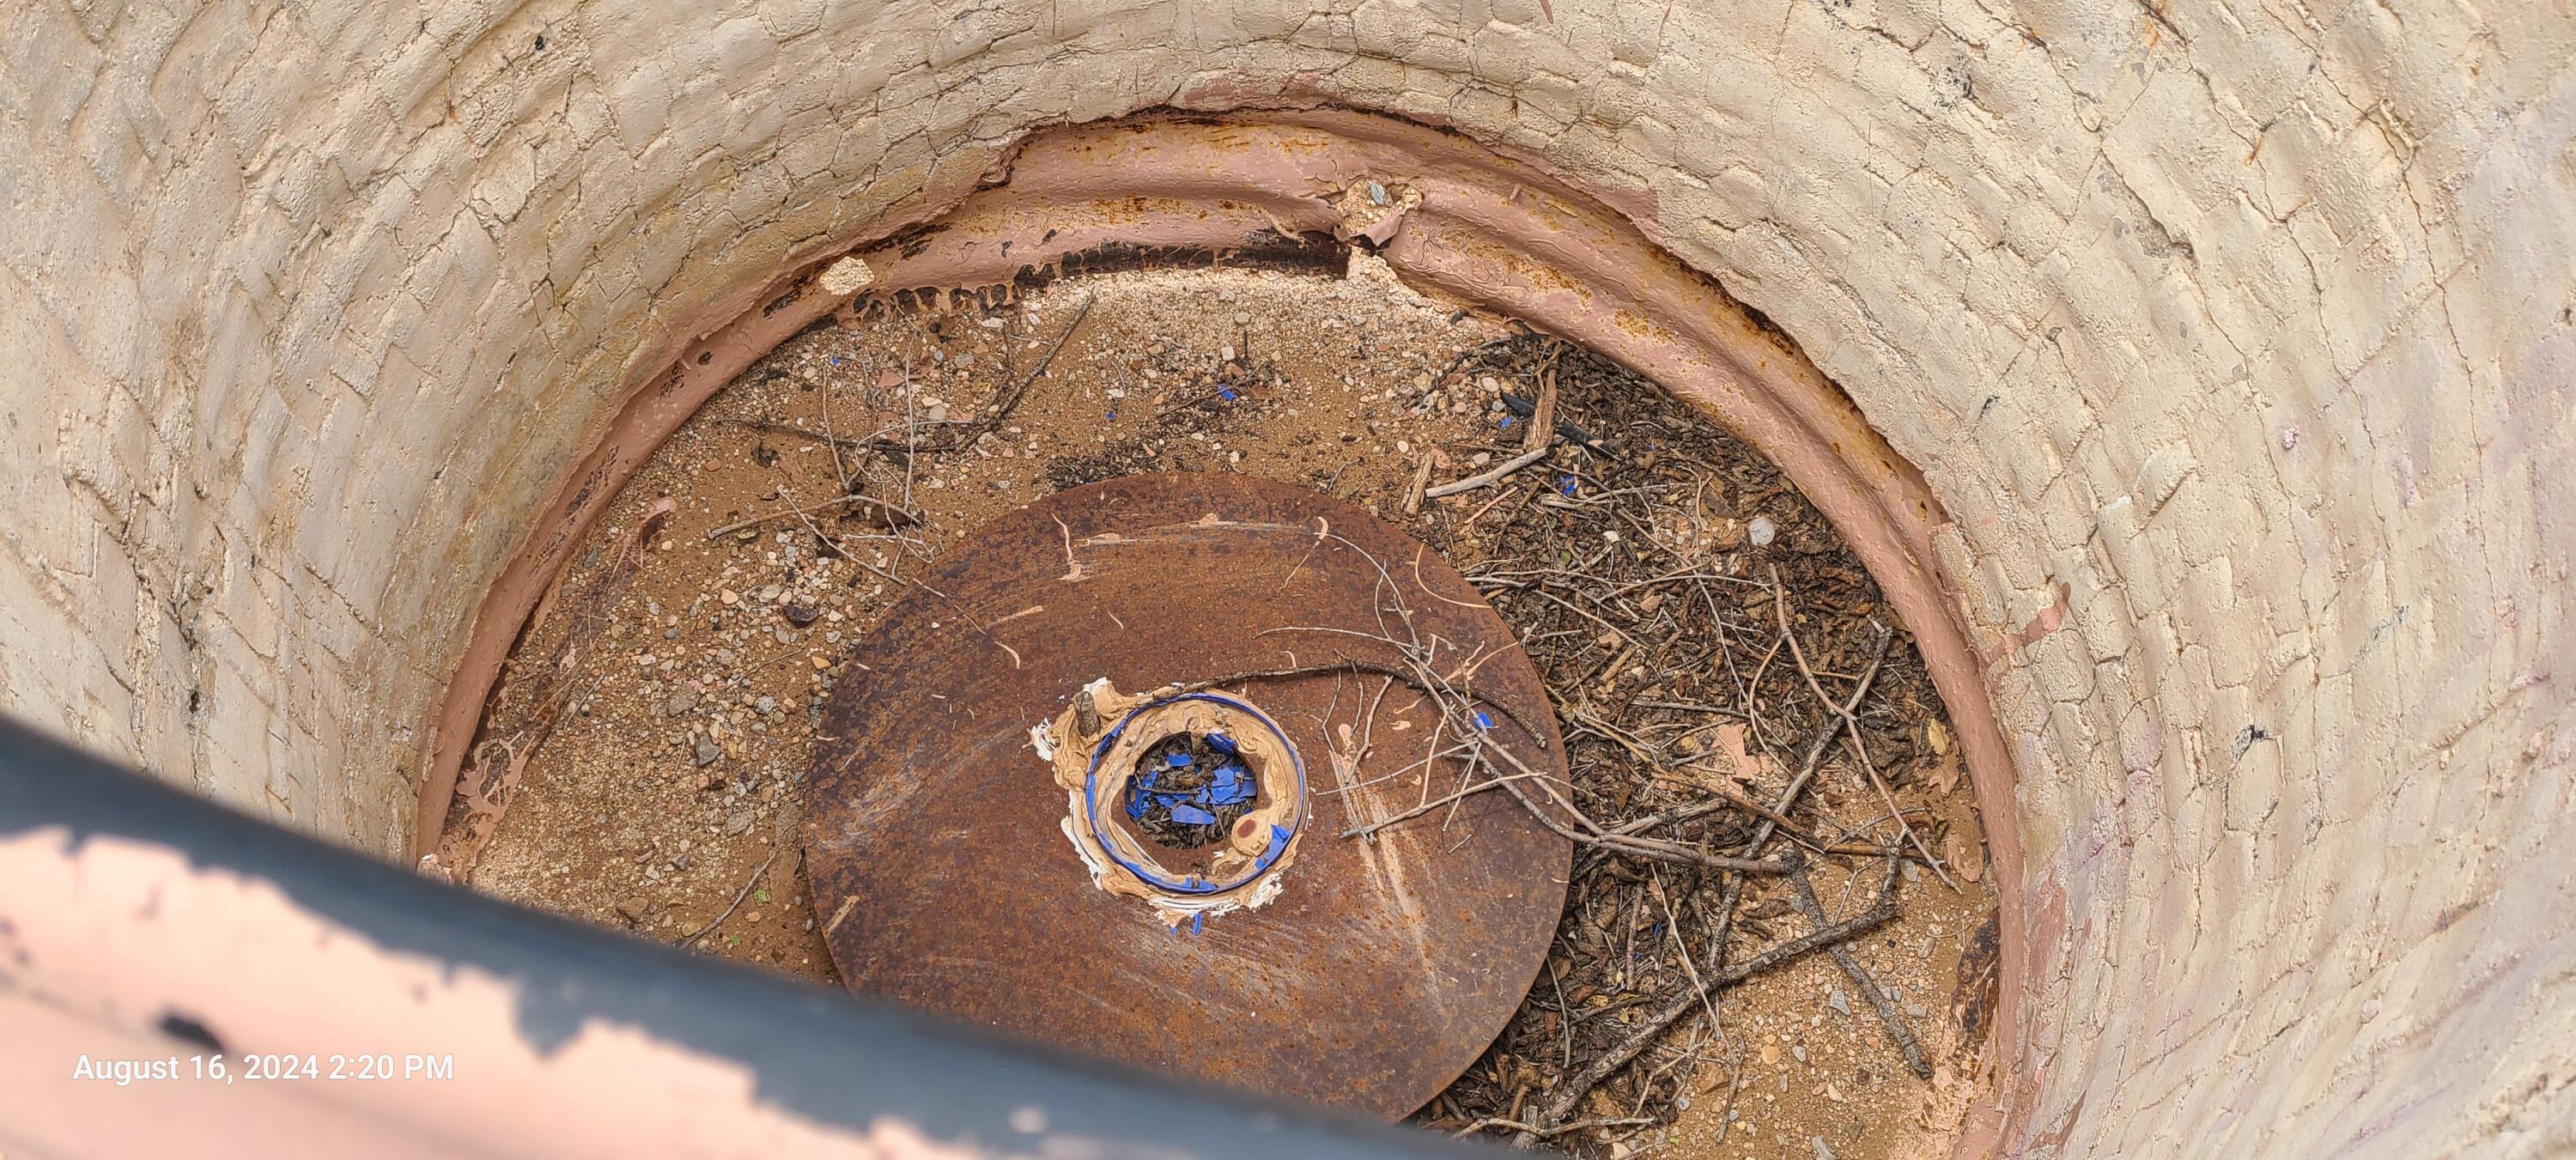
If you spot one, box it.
[805,472,1569,1118]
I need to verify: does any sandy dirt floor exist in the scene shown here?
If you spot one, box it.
[444,256,1997,1159]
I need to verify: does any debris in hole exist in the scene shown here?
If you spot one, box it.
[456,266,1991,1157]
[1125,730,1258,847]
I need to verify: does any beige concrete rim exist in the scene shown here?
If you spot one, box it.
[6,3,2569,1155]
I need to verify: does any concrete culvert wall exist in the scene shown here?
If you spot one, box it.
[3,2,2570,1156]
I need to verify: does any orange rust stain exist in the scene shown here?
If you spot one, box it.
[1611,307,1675,344]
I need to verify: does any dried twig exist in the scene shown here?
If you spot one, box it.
[1522,875,1898,1136]
[1452,1115,1652,1140]
[1515,635,1899,1144]
[1401,450,1436,515]
[1425,443,1551,499]
[1427,366,1557,498]
[677,848,779,948]
[1770,567,1957,890]
[1787,859,1931,1078]
[866,294,1094,455]
[702,490,917,540]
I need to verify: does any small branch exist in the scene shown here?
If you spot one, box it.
[1771,567,1958,890]
[867,294,1094,455]
[677,849,779,949]
[1426,367,1556,498]
[1401,450,1435,515]
[1425,442,1549,499]
[1340,769,1570,838]
[1452,1115,1652,1140]
[1788,859,1932,1078]
[1520,364,1558,455]
[703,491,917,540]
[1523,884,1899,1133]
[1453,1113,1649,1139]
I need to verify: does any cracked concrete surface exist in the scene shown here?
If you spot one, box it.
[2,0,2571,1155]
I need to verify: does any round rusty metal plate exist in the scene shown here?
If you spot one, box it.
[805,473,1569,1117]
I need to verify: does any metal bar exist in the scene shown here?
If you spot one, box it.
[0,719,1479,1158]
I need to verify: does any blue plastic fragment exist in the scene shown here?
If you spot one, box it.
[1167,752,1193,768]
[1559,474,1578,496]
[1170,804,1217,825]
[1105,410,1116,420]
[1191,912,1205,936]
[1218,387,1238,402]
[1206,732,1236,754]
[1473,711,1495,730]
[829,355,842,366]
[1208,762,1254,805]
[1499,415,1516,429]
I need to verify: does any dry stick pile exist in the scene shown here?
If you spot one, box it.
[1380,337,1970,1154]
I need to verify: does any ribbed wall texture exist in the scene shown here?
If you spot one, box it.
[3,1,2570,1154]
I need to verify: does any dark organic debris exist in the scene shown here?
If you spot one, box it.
[1386,335,1972,1155]
[1126,731,1259,848]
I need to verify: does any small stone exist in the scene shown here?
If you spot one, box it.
[782,603,819,626]
[665,691,701,716]
[725,811,754,836]
[720,589,740,605]
[1828,987,1852,1017]
[756,695,777,714]
[811,654,830,670]
[692,738,721,766]
[1747,516,1777,546]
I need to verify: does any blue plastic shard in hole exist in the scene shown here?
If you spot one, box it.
[1206,732,1236,755]
[1474,711,1495,730]
[1167,753,1193,768]
[1170,804,1217,825]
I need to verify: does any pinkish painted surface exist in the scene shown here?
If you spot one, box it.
[0,826,989,1157]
